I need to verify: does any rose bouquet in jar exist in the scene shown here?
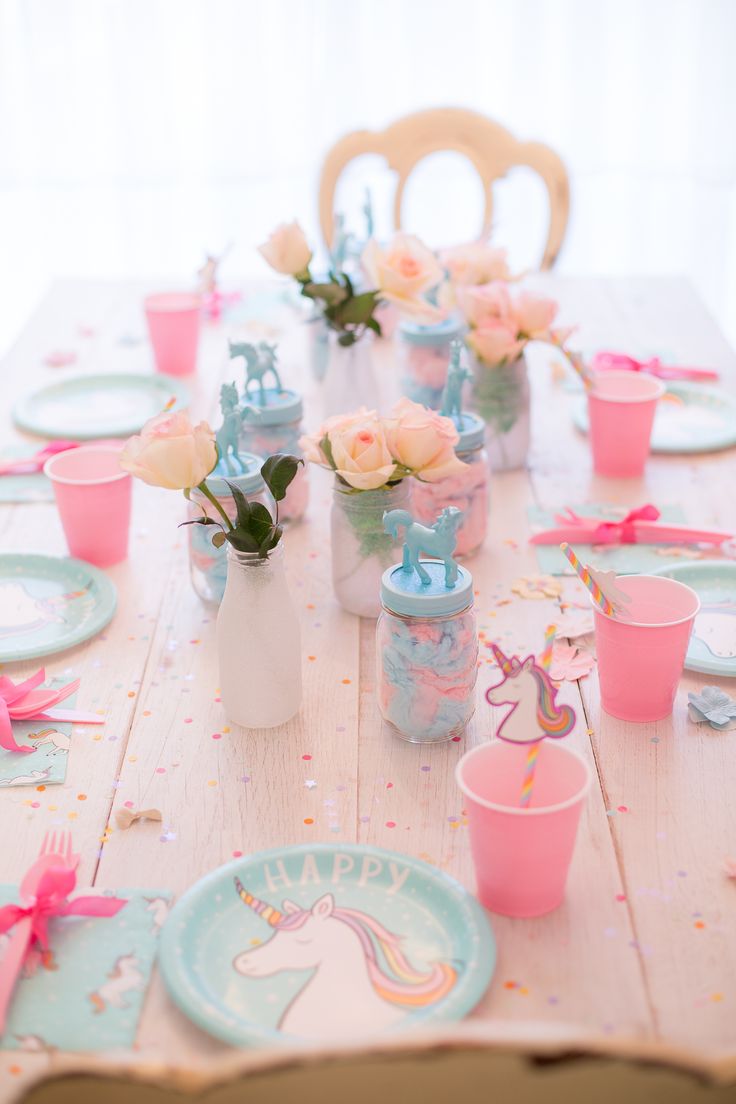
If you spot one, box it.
[457,281,572,471]
[300,401,467,618]
[120,408,304,729]
[258,221,444,413]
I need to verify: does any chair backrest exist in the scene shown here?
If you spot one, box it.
[318,107,570,270]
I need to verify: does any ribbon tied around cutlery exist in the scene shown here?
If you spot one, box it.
[0,668,103,754]
[555,504,661,545]
[0,865,126,952]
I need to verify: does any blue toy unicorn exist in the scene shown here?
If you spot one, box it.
[383,507,464,587]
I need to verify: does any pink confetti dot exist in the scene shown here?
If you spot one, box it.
[386,782,394,789]
[31,802,40,809]
[212,733,222,740]
[302,754,312,761]
[232,850,243,858]
[385,821,396,828]
[184,718,193,724]
[156,767,166,774]
[124,800,135,808]
[617,805,629,813]
[451,735,462,742]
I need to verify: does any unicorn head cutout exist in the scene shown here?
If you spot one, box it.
[440,340,472,423]
[486,643,576,745]
[232,879,458,1039]
[383,507,463,588]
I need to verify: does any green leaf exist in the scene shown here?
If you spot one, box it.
[260,454,302,503]
[343,272,354,298]
[177,516,220,529]
[247,501,276,544]
[338,331,356,347]
[302,282,348,306]
[259,525,282,557]
[320,434,336,470]
[223,479,251,530]
[365,316,382,336]
[212,531,227,548]
[225,529,261,553]
[335,291,378,325]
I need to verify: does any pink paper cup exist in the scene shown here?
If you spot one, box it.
[44,445,132,567]
[593,574,700,722]
[144,292,201,376]
[588,369,665,477]
[456,741,591,918]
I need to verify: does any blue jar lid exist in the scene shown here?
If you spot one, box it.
[201,451,265,496]
[399,316,465,346]
[381,559,474,617]
[455,411,485,453]
[243,387,303,426]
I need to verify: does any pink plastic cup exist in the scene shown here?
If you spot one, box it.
[44,445,132,567]
[593,574,700,722]
[144,292,201,376]
[588,369,665,477]
[456,740,591,918]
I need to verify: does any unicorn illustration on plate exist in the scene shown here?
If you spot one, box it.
[693,603,736,660]
[0,581,85,639]
[232,880,458,1039]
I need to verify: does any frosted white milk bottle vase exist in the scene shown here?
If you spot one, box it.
[216,543,302,727]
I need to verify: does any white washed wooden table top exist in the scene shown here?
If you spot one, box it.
[0,276,735,1097]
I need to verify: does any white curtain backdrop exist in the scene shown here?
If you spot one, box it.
[1,0,735,355]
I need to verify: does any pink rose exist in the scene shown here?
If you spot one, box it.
[456,280,512,328]
[120,409,217,490]
[319,409,398,490]
[441,242,510,286]
[386,398,467,483]
[467,321,524,366]
[512,291,558,337]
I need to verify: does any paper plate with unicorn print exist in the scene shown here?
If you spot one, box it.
[0,554,117,662]
[159,843,495,1046]
[653,560,736,677]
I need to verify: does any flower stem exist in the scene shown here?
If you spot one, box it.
[195,481,234,531]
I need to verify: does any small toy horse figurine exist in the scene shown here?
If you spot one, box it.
[383,507,463,587]
[486,644,576,744]
[440,340,472,422]
[228,340,283,402]
[215,382,245,476]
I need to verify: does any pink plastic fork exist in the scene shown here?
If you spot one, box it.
[0,831,77,1035]
[591,351,719,382]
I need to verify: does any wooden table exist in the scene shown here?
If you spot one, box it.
[1,277,735,1100]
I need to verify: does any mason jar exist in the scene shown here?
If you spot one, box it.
[377,558,478,743]
[330,479,411,618]
[398,316,466,409]
[411,412,489,557]
[469,353,530,472]
[239,387,309,522]
[187,452,275,604]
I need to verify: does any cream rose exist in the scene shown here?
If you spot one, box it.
[441,242,510,286]
[258,221,312,277]
[120,410,217,490]
[467,321,524,366]
[385,398,467,483]
[328,411,398,490]
[512,291,557,337]
[362,234,443,319]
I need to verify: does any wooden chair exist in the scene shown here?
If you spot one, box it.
[318,107,570,270]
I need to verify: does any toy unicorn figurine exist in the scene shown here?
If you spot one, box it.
[229,341,283,403]
[486,643,576,745]
[383,507,463,588]
[232,880,457,1039]
[440,340,471,422]
[215,382,246,476]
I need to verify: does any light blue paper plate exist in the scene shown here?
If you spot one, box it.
[160,843,495,1047]
[13,373,188,440]
[572,382,736,454]
[653,561,736,677]
[0,554,117,662]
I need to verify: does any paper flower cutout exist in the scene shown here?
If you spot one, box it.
[554,610,595,639]
[687,687,736,730]
[511,575,562,600]
[548,641,596,682]
[44,349,77,367]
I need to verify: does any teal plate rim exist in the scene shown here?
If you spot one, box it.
[571,382,736,454]
[652,559,736,677]
[0,553,117,662]
[12,372,189,440]
[159,842,496,1048]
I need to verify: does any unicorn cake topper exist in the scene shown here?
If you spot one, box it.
[440,340,472,423]
[383,507,463,588]
[486,642,576,745]
[228,340,283,404]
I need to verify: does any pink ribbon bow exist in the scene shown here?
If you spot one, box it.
[0,669,101,755]
[556,505,661,545]
[0,865,126,952]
